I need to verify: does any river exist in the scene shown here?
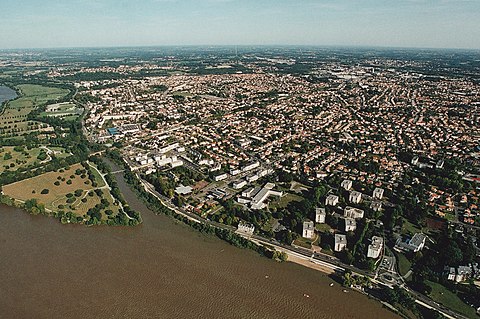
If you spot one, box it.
[0,169,398,319]
[0,85,17,106]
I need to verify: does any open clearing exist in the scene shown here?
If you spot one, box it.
[2,163,119,220]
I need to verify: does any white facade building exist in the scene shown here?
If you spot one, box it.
[344,206,364,219]
[232,180,247,190]
[367,236,384,259]
[325,194,339,206]
[341,179,353,191]
[302,221,315,239]
[344,218,357,232]
[373,187,384,200]
[334,234,347,252]
[315,208,326,224]
[349,191,362,204]
[214,173,228,182]
[237,222,255,235]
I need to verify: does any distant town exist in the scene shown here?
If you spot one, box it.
[1,47,479,319]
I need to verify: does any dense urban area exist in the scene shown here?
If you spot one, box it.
[1,47,480,319]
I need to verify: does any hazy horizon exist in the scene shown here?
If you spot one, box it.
[1,0,480,50]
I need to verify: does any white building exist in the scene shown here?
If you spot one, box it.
[237,222,255,235]
[250,183,283,210]
[373,187,384,200]
[325,194,339,206]
[302,221,315,239]
[214,173,228,182]
[411,156,419,166]
[158,143,180,154]
[344,206,364,219]
[395,233,427,253]
[232,180,247,190]
[370,201,383,212]
[334,234,347,252]
[230,169,241,176]
[242,187,257,198]
[349,191,362,204]
[341,179,353,191]
[367,236,384,259]
[171,160,183,168]
[436,160,445,169]
[344,218,357,232]
[315,208,326,224]
[242,161,260,172]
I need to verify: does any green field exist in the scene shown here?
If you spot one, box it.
[315,223,332,233]
[402,220,422,235]
[395,252,412,277]
[3,163,119,221]
[426,281,478,318]
[0,146,69,173]
[293,235,318,249]
[0,84,69,137]
[270,193,303,209]
[39,102,83,121]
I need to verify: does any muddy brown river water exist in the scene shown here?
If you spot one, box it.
[0,170,398,319]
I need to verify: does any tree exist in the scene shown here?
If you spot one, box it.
[41,188,49,194]
[444,241,463,266]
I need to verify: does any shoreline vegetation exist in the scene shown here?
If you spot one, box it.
[105,150,289,263]
[0,158,142,227]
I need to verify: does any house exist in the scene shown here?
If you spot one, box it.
[344,218,357,232]
[373,187,384,200]
[325,194,339,206]
[334,234,347,252]
[349,191,362,204]
[237,222,255,235]
[302,221,315,239]
[344,206,364,219]
[315,208,326,224]
[367,236,384,259]
[341,179,353,191]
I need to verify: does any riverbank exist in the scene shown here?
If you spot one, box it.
[0,84,17,109]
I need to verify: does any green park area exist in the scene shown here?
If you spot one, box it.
[2,163,120,223]
[0,145,70,173]
[40,102,83,121]
[270,193,303,209]
[395,252,412,277]
[0,84,69,137]
[426,281,478,318]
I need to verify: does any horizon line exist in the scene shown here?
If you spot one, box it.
[1,43,480,52]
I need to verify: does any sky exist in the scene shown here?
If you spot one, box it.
[0,0,479,50]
